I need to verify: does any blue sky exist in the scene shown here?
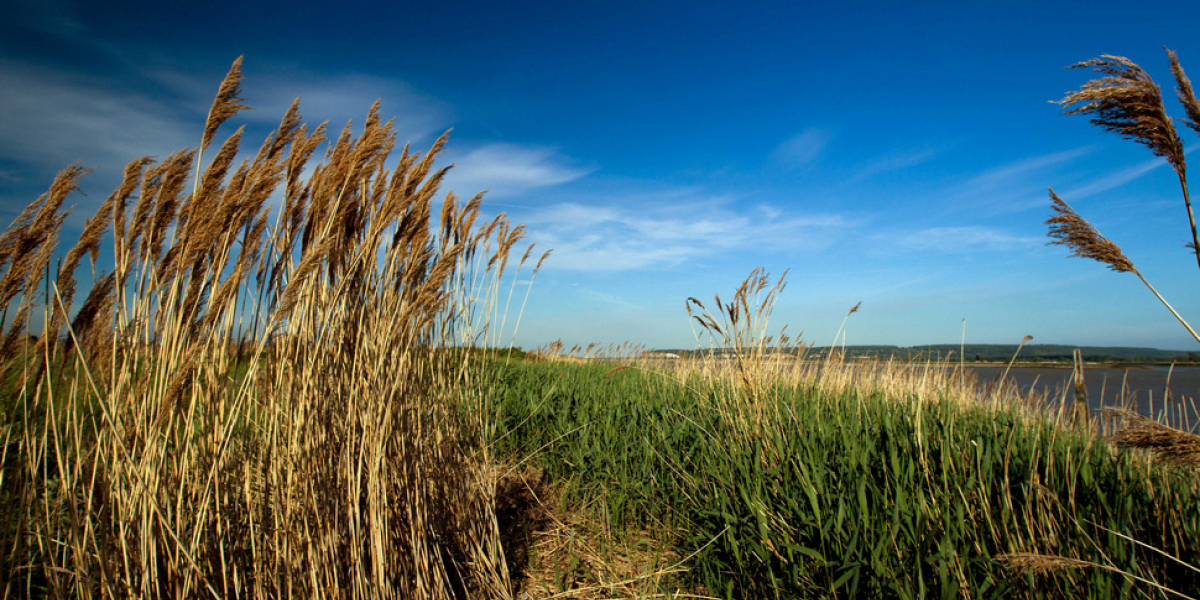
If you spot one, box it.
[4,0,1200,351]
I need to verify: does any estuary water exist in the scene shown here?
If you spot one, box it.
[967,365,1200,430]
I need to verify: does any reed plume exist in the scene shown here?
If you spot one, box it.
[1047,189,1200,343]
[1059,49,1200,272]
[1059,54,1185,170]
[201,56,250,151]
[0,163,87,361]
[687,268,792,440]
[1104,408,1200,467]
[1046,190,1135,273]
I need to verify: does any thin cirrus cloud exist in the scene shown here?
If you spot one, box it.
[244,73,452,144]
[522,198,852,272]
[579,287,642,309]
[139,63,455,153]
[441,144,595,198]
[0,58,469,237]
[968,145,1095,189]
[1055,155,1171,201]
[771,128,831,167]
[0,62,196,177]
[877,225,1042,253]
[853,143,953,180]
[0,57,455,174]
[9,0,84,39]
[947,145,1095,214]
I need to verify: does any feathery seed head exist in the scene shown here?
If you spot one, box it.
[202,56,250,151]
[1167,48,1200,140]
[995,553,1090,576]
[1046,189,1137,273]
[535,249,552,271]
[1059,54,1186,172]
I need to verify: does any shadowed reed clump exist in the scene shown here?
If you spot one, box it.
[0,57,539,599]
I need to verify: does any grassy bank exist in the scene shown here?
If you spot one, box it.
[480,356,1200,599]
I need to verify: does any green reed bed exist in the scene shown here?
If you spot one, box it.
[481,359,1200,599]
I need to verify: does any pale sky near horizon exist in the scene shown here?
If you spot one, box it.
[4,0,1200,351]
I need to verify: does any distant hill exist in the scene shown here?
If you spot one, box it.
[660,344,1200,364]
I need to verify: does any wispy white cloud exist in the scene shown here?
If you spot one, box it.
[968,146,1095,189]
[757,204,782,220]
[772,128,830,167]
[0,57,457,176]
[854,143,952,180]
[1056,156,1168,200]
[249,73,451,143]
[139,63,455,146]
[0,57,461,230]
[443,144,594,197]
[522,196,853,271]
[0,62,196,176]
[531,231,698,272]
[580,288,641,308]
[878,226,1041,253]
[948,146,1095,214]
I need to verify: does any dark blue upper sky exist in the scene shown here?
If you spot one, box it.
[5,0,1200,350]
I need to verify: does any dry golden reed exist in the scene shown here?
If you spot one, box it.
[1058,54,1186,172]
[1049,49,1200,343]
[1046,191,1136,273]
[1055,48,1200,273]
[0,57,542,599]
[1104,408,1200,467]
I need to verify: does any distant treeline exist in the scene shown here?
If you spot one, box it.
[663,344,1200,364]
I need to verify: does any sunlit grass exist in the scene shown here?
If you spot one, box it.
[480,353,1200,599]
[479,271,1200,599]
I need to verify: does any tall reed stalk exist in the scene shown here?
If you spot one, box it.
[686,268,792,438]
[1047,49,1200,465]
[0,57,532,599]
[1049,49,1200,343]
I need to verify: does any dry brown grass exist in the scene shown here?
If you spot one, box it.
[0,57,540,599]
[517,501,690,600]
[467,463,693,600]
[676,270,1062,437]
[686,268,795,438]
[520,522,691,600]
[1104,407,1200,466]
